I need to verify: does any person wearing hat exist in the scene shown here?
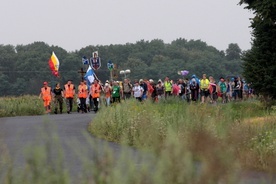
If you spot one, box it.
[39,81,52,114]
[190,75,200,102]
[139,79,148,100]
[64,80,75,114]
[149,79,157,102]
[145,79,154,100]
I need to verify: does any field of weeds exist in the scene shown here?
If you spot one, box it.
[89,98,276,177]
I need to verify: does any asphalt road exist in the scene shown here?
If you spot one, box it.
[0,113,142,182]
[0,113,275,183]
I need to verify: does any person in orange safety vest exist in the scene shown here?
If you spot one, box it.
[64,80,75,114]
[78,81,88,113]
[39,81,52,114]
[90,79,102,113]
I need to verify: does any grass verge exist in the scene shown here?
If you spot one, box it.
[89,98,276,174]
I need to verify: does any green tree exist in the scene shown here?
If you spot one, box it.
[225,43,242,60]
[121,58,148,80]
[239,0,276,105]
[0,39,245,96]
[0,45,17,83]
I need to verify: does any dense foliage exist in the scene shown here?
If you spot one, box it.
[239,0,276,102]
[0,39,244,96]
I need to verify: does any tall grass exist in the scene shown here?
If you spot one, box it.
[0,96,275,183]
[89,98,276,175]
[0,95,45,117]
[0,95,80,117]
[0,128,241,184]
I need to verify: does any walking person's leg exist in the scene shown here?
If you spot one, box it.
[46,100,51,114]
[90,96,94,110]
[93,98,99,112]
[69,98,73,112]
[58,97,63,114]
[54,97,58,114]
[66,98,70,113]
[80,98,86,113]
[106,97,110,106]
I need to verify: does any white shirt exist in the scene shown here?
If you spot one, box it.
[133,85,143,98]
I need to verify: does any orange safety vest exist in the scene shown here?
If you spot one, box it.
[91,84,101,98]
[78,85,88,98]
[41,87,52,101]
[64,84,74,98]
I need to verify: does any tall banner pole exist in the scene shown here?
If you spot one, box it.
[110,70,113,81]
[107,60,114,81]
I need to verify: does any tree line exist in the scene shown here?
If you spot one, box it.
[239,0,276,106]
[0,39,243,96]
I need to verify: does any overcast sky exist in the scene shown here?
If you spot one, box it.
[0,0,253,52]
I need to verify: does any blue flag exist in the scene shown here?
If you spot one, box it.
[82,56,89,65]
[84,66,95,87]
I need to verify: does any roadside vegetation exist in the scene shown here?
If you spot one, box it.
[0,96,276,183]
[0,95,80,117]
[89,98,276,177]
[0,95,45,117]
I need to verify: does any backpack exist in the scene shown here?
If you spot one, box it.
[179,83,185,95]
[123,82,132,93]
[209,83,217,94]
[190,79,197,90]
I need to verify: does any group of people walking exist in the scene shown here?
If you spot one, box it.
[103,74,253,105]
[39,80,75,114]
[39,74,254,114]
[143,74,253,104]
[39,79,102,114]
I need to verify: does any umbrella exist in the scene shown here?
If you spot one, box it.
[178,70,189,76]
